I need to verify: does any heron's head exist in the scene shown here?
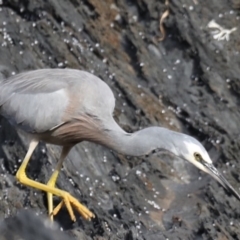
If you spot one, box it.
[176,134,240,200]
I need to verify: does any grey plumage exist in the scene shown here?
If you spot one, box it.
[0,68,239,208]
[0,69,115,134]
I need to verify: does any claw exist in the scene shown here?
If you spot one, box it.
[51,192,95,222]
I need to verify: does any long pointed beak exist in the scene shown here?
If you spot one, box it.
[203,162,240,201]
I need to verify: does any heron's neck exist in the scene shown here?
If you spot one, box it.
[101,118,178,157]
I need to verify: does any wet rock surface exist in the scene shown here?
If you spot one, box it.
[0,210,74,240]
[0,0,240,239]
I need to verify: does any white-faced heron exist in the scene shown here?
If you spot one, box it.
[0,68,239,222]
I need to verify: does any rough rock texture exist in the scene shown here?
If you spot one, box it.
[0,210,74,240]
[0,0,240,239]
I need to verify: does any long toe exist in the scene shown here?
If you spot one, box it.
[52,192,94,221]
[67,193,95,220]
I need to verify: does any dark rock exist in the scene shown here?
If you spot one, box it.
[0,209,74,240]
[0,0,239,239]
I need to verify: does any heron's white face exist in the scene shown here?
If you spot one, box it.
[181,137,240,200]
[182,139,212,173]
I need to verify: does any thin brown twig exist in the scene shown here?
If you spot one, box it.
[158,0,170,41]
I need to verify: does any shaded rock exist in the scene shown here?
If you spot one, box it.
[0,209,74,240]
[0,0,239,239]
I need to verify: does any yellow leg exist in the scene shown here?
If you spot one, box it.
[47,146,71,221]
[16,140,95,222]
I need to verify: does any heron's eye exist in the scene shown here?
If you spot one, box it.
[194,152,202,161]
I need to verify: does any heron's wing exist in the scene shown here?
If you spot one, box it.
[0,68,116,133]
[0,69,71,133]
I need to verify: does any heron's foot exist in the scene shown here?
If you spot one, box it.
[47,174,58,221]
[51,192,95,222]
[47,192,54,221]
